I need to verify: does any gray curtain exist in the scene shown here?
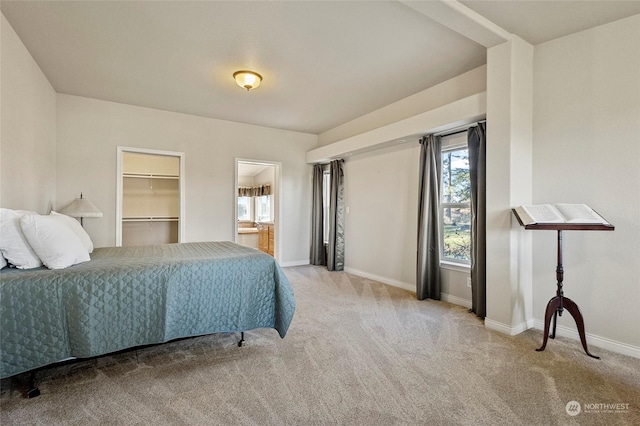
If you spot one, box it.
[327,160,345,271]
[468,123,486,318]
[310,164,326,266]
[417,135,441,300]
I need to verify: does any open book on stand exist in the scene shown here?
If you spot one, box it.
[513,203,610,226]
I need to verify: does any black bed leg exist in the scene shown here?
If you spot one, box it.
[238,331,245,347]
[25,372,40,399]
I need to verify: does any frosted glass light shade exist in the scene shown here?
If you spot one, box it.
[233,70,262,91]
[59,197,103,218]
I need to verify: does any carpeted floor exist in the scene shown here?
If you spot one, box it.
[1,265,639,425]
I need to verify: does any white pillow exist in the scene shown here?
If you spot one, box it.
[0,208,43,269]
[20,214,90,269]
[0,254,7,269]
[51,211,94,253]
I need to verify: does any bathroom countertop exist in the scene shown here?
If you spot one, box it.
[238,228,258,234]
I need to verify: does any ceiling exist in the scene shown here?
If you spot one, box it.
[238,162,271,178]
[460,0,640,45]
[3,1,639,135]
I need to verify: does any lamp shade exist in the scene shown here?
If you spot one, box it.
[233,70,262,91]
[59,196,103,218]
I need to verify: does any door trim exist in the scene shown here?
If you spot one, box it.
[235,158,282,261]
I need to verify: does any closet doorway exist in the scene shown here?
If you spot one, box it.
[116,147,185,246]
[234,159,281,260]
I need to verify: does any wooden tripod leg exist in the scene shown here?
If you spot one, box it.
[562,297,600,359]
[24,372,40,398]
[550,310,558,339]
[536,297,561,352]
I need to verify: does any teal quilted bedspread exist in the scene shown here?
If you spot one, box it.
[0,242,295,378]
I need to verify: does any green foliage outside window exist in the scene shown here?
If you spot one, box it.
[443,207,470,261]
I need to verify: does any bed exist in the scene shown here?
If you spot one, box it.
[0,241,295,378]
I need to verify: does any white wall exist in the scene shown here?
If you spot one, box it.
[336,68,487,301]
[343,144,420,291]
[532,15,640,353]
[0,14,56,213]
[238,175,254,187]
[254,167,275,187]
[56,94,317,265]
[485,36,534,335]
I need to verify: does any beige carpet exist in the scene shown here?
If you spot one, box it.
[1,265,639,425]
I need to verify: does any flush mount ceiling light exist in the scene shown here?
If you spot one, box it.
[233,70,262,91]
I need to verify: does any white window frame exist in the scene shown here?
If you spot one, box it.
[440,133,471,268]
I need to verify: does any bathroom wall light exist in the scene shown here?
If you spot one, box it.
[233,70,262,91]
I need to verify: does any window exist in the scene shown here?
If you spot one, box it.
[255,195,272,222]
[237,197,252,221]
[441,144,471,265]
[322,171,331,244]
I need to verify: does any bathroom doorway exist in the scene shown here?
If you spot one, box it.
[234,159,281,260]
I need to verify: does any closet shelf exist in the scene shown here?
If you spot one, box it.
[123,173,179,180]
[123,216,179,222]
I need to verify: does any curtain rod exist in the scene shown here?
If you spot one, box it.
[434,119,485,137]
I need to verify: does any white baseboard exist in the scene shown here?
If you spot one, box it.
[279,260,310,268]
[343,268,474,310]
[532,319,640,359]
[441,293,472,309]
[485,318,535,336]
[344,267,415,293]
[484,318,640,359]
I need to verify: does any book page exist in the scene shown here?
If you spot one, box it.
[554,204,608,224]
[513,206,535,225]
[520,204,565,224]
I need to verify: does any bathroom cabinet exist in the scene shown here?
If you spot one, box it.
[257,223,274,256]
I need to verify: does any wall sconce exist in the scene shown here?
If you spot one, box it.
[59,193,103,227]
[233,70,262,91]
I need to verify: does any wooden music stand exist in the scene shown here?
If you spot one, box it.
[512,209,614,359]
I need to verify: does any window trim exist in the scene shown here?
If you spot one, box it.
[440,259,470,272]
